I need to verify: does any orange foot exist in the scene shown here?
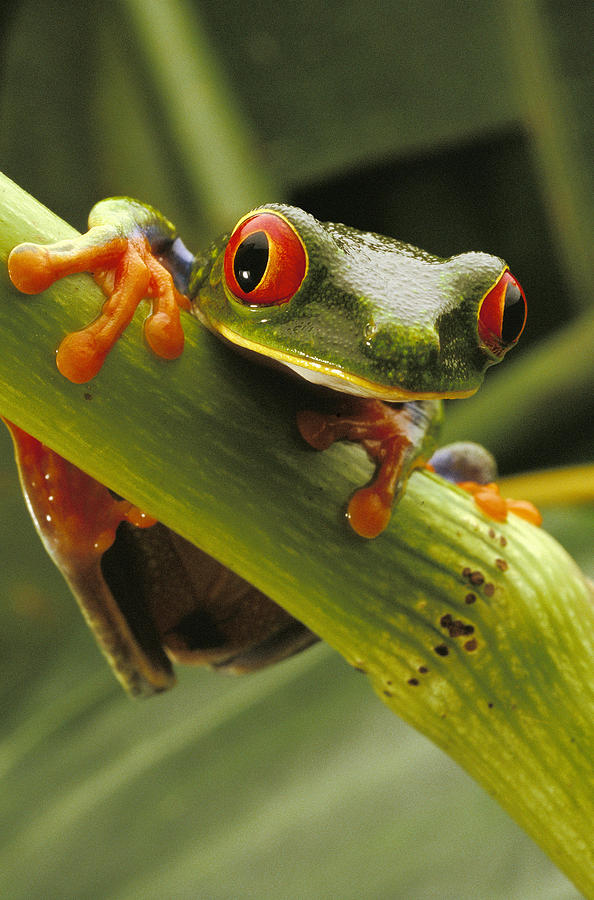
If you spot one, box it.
[297,398,436,538]
[459,480,542,527]
[8,230,190,383]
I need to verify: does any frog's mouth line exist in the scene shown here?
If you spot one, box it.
[210,321,476,402]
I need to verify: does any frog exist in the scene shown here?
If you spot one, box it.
[6,198,530,695]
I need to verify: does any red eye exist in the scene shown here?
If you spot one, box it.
[478,270,527,355]
[223,212,308,306]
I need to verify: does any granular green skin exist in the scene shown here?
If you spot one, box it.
[190,203,507,397]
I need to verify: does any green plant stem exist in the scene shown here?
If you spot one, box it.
[122,0,277,231]
[503,0,593,312]
[0,173,592,896]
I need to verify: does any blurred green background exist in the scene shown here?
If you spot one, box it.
[0,1,591,897]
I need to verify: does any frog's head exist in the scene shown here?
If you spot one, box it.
[192,205,526,401]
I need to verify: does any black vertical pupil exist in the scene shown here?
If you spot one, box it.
[502,283,525,343]
[234,231,269,292]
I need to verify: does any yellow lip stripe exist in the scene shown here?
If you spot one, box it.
[211,320,476,402]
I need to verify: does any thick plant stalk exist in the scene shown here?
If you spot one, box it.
[0,173,592,896]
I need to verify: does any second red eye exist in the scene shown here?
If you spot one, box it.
[478,269,527,355]
[224,212,308,306]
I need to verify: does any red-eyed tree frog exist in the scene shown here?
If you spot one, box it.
[6,199,534,695]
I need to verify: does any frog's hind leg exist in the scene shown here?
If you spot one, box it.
[8,198,192,383]
[2,419,171,696]
[429,441,542,526]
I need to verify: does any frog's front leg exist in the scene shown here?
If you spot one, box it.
[297,398,443,538]
[298,401,542,538]
[8,198,192,383]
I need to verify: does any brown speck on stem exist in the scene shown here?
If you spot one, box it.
[495,558,508,571]
[434,644,449,656]
[440,613,475,637]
